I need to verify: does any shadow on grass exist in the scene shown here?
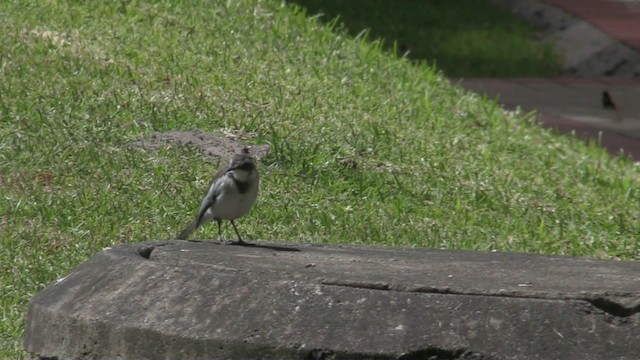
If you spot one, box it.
[288,0,562,78]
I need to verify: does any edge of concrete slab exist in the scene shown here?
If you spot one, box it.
[24,241,640,360]
[492,0,640,77]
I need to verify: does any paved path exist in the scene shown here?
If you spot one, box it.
[457,0,640,160]
[546,0,640,51]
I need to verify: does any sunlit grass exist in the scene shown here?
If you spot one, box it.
[1,0,638,357]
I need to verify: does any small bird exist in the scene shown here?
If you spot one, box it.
[176,147,259,244]
[602,91,616,110]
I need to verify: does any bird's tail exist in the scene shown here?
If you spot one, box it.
[176,221,198,240]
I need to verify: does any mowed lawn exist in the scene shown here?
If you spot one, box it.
[290,0,563,77]
[1,0,638,357]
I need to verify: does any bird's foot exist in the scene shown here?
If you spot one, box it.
[226,239,254,246]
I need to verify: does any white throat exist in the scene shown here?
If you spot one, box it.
[230,168,251,182]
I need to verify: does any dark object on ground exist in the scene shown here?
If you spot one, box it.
[602,90,616,109]
[136,245,154,259]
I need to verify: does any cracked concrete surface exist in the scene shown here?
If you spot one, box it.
[24,241,640,359]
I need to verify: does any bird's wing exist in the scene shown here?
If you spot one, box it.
[177,166,229,240]
[194,174,227,227]
[207,165,228,188]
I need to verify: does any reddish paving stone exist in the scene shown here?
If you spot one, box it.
[540,114,640,159]
[455,77,640,160]
[457,0,640,159]
[543,0,640,50]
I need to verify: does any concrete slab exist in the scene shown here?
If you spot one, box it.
[24,241,640,360]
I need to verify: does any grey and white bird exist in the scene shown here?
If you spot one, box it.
[176,147,259,244]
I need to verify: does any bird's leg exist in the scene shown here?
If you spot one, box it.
[216,219,223,241]
[229,220,248,245]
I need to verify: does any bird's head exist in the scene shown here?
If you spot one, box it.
[228,148,257,181]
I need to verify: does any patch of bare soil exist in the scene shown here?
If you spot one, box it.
[131,130,271,163]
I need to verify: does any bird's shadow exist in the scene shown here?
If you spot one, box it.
[187,239,300,252]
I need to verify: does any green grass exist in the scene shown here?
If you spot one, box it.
[289,0,563,77]
[1,0,638,357]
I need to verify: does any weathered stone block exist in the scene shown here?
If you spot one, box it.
[24,241,640,359]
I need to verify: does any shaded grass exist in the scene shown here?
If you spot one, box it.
[289,0,563,77]
[0,0,638,357]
